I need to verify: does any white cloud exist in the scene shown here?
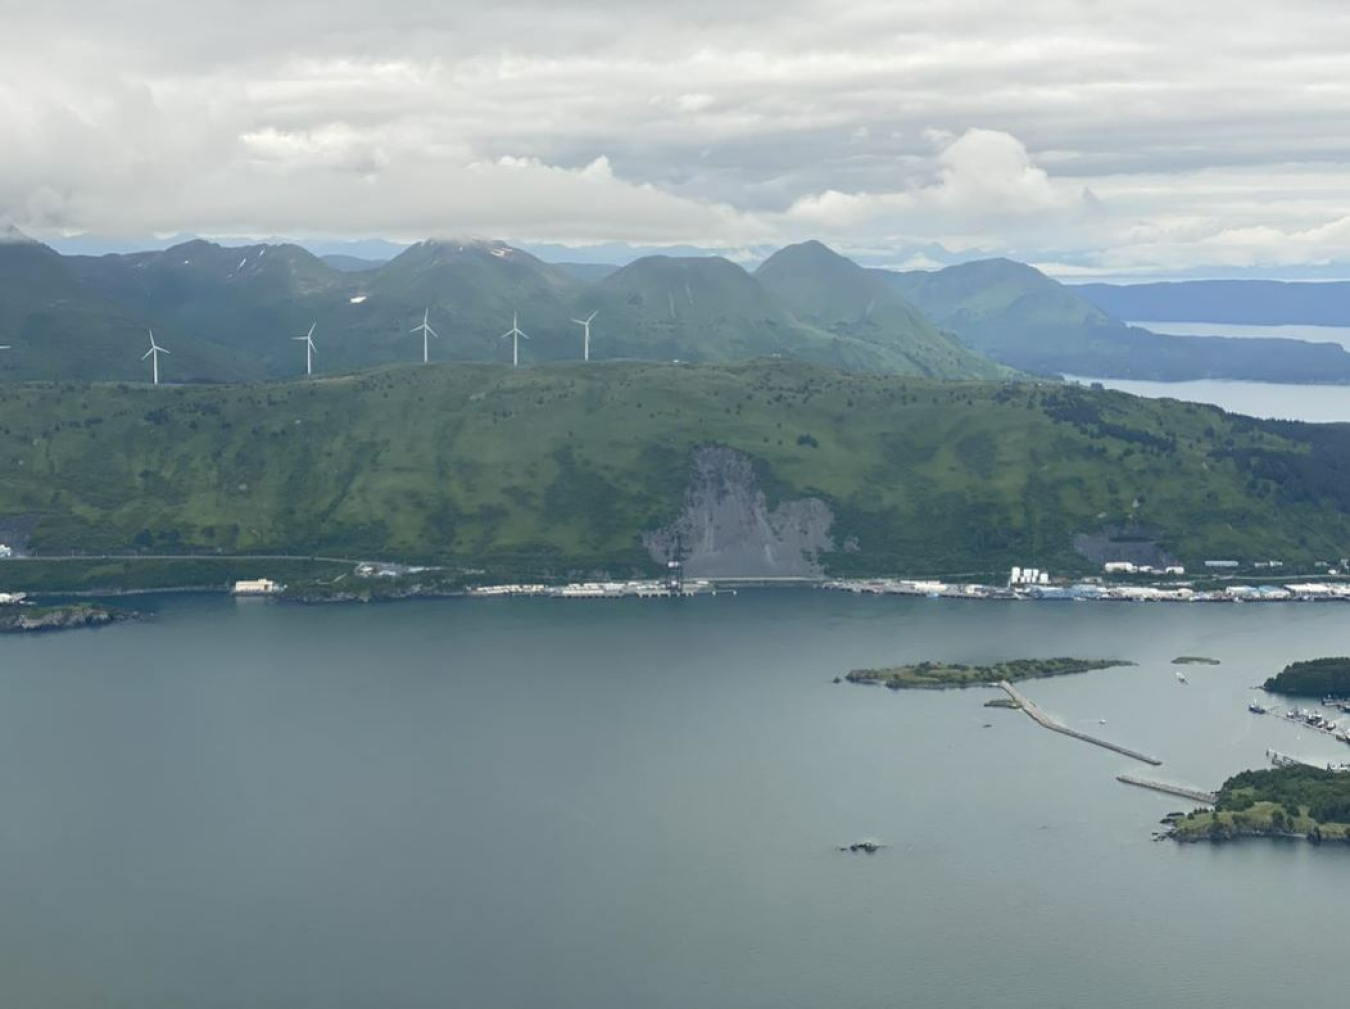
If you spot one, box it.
[927,129,1071,215]
[675,93,716,114]
[783,129,1096,252]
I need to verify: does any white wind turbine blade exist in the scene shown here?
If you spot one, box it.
[586,311,598,324]
[142,347,155,360]
[426,324,439,339]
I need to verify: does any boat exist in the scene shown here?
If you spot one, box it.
[1248,700,1269,715]
[1176,671,1188,684]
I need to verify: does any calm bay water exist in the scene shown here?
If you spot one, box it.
[1064,374,1350,422]
[1131,320,1350,351]
[1,592,1348,1008]
[1069,321,1350,421]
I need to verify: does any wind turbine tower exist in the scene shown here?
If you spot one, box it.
[142,329,169,385]
[499,311,529,368]
[294,322,317,376]
[411,308,439,364]
[571,311,598,362]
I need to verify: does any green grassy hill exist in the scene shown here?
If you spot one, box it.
[885,259,1350,382]
[0,361,1345,577]
[0,233,261,383]
[755,241,1006,379]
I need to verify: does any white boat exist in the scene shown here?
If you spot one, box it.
[1176,671,1188,684]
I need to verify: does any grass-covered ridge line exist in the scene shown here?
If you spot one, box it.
[1169,766,1350,843]
[1263,658,1350,697]
[846,657,1132,689]
[0,360,1349,578]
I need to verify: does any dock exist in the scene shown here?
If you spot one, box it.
[1116,774,1217,804]
[1269,749,1350,773]
[997,681,1163,766]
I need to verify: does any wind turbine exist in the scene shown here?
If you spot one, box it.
[293,322,317,376]
[141,329,169,385]
[571,310,598,362]
[411,308,439,364]
[499,311,529,368]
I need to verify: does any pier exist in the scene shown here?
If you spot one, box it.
[997,681,1163,766]
[1116,774,1217,804]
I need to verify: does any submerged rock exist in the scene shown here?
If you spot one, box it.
[838,840,883,855]
[0,603,131,634]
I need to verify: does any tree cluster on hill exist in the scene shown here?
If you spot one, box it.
[1263,657,1350,696]
[1218,766,1350,826]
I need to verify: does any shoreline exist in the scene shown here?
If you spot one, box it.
[14,573,1350,606]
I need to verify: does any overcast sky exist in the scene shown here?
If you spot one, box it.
[5,0,1350,277]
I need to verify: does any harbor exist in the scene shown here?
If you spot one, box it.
[456,570,1350,606]
[1265,750,1350,772]
[824,573,1350,605]
[466,577,716,600]
[1280,706,1350,745]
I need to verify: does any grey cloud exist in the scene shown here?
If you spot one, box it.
[5,1,1350,276]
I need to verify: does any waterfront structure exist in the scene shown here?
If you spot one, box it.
[1009,566,1050,586]
[232,579,284,596]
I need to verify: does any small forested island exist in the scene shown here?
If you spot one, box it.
[1168,766,1350,844]
[1172,656,1221,666]
[1263,657,1350,697]
[845,657,1132,690]
[0,603,132,634]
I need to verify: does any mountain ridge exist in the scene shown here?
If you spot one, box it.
[0,360,1344,577]
[0,236,1008,382]
[885,258,1350,383]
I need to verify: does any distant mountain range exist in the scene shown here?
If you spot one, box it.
[4,225,1350,384]
[0,231,1003,383]
[1077,280,1350,328]
[887,260,1350,383]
